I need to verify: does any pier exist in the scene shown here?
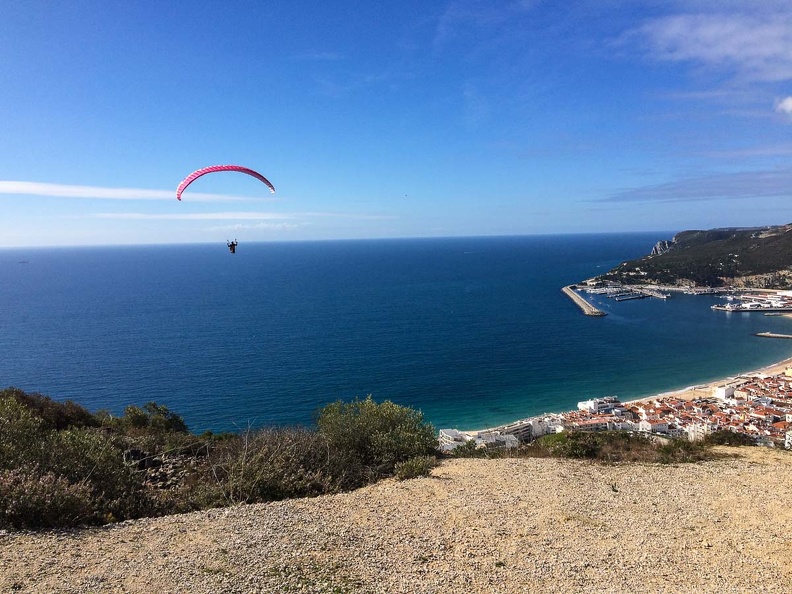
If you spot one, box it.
[755,332,792,339]
[562,285,607,316]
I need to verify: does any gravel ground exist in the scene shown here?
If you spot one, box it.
[1,447,791,593]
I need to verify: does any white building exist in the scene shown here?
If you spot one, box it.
[474,432,519,449]
[577,397,622,414]
[639,419,669,434]
[687,421,714,442]
[438,429,472,452]
[714,383,736,399]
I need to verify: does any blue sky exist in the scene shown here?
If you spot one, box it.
[1,0,791,247]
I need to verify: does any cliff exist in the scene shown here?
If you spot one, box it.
[2,447,791,593]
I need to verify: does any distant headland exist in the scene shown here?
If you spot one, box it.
[593,223,792,289]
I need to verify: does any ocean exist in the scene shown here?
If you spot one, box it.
[3,233,792,434]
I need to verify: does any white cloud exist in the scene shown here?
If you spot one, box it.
[0,181,259,202]
[207,222,303,232]
[776,96,792,115]
[297,211,397,220]
[633,12,792,82]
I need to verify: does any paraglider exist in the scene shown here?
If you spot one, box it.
[227,239,238,254]
[176,165,275,201]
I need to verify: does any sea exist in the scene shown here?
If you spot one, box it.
[3,233,792,434]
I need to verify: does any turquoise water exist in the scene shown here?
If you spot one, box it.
[2,234,792,433]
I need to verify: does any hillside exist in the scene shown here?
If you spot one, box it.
[599,224,792,287]
[2,448,791,593]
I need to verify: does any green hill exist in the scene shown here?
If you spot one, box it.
[598,224,792,288]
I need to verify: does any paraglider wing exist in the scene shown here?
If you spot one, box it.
[176,165,276,200]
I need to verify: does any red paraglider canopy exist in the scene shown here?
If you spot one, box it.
[176,165,276,200]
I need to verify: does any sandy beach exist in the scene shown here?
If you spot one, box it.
[623,353,792,406]
[463,353,792,435]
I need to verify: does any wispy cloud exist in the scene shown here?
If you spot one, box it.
[701,142,792,159]
[630,12,792,82]
[92,212,292,221]
[600,167,792,203]
[0,181,260,202]
[296,211,396,220]
[90,211,395,222]
[207,222,303,232]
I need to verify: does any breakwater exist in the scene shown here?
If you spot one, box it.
[561,285,607,316]
[755,332,792,339]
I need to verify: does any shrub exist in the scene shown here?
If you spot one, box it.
[448,439,486,458]
[316,396,438,482]
[703,430,756,447]
[120,402,188,434]
[201,427,337,505]
[0,395,48,470]
[1,387,99,430]
[656,438,713,464]
[47,429,138,501]
[522,431,714,464]
[395,456,437,480]
[0,468,95,529]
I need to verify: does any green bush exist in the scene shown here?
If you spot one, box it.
[1,389,443,529]
[523,431,714,464]
[47,429,139,501]
[657,438,713,464]
[120,402,188,434]
[1,387,99,431]
[0,396,48,470]
[703,430,756,447]
[395,456,437,480]
[448,439,486,458]
[317,396,438,483]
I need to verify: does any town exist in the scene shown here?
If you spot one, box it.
[440,369,792,452]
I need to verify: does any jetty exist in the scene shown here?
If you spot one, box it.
[562,285,607,316]
[755,332,792,339]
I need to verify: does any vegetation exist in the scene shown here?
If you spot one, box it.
[598,224,792,288]
[316,396,438,484]
[2,386,755,531]
[500,431,716,464]
[394,455,438,480]
[703,430,756,447]
[0,388,438,530]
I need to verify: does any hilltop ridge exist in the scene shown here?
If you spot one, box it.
[2,449,790,593]
[599,223,792,288]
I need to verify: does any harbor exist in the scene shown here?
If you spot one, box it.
[562,283,672,316]
[712,292,792,312]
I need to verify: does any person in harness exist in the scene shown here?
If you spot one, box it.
[227,239,238,254]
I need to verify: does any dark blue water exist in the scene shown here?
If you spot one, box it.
[3,234,792,433]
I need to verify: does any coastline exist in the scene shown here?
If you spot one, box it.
[462,353,792,436]
[456,287,792,437]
